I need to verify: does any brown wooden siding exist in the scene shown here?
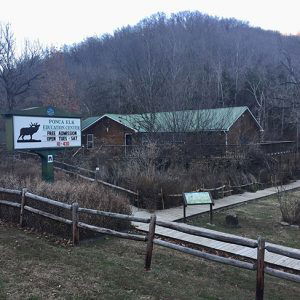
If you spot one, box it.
[82,117,135,147]
[227,111,260,145]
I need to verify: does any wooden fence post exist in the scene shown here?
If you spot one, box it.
[72,202,79,245]
[256,237,265,300]
[145,214,156,271]
[19,188,27,227]
[136,190,139,208]
[95,167,100,181]
[209,203,213,225]
[161,188,165,210]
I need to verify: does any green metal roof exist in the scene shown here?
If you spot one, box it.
[82,106,262,133]
[82,116,102,131]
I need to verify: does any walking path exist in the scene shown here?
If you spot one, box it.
[132,180,300,271]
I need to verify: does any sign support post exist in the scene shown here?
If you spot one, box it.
[35,150,57,182]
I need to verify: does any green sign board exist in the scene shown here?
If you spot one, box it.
[182,192,214,224]
[183,192,212,206]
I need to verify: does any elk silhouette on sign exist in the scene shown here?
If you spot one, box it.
[17,122,41,142]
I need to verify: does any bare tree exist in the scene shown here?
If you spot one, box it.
[0,23,43,110]
[278,48,300,144]
[28,49,81,112]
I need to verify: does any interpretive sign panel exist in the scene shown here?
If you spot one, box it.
[183,192,212,206]
[182,192,214,223]
[13,116,81,150]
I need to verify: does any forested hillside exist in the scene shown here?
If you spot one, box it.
[1,11,300,139]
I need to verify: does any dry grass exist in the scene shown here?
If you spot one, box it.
[0,158,131,236]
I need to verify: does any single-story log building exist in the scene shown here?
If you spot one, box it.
[81,106,263,155]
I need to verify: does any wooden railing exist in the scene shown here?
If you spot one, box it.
[14,152,139,198]
[91,142,296,158]
[53,160,139,197]
[159,181,268,209]
[0,187,299,299]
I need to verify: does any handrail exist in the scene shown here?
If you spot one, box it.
[54,160,95,175]
[54,161,138,196]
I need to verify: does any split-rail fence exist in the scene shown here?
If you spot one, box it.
[0,187,299,300]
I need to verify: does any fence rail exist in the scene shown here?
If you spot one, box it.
[153,238,256,270]
[0,186,299,299]
[53,160,139,197]
[155,220,258,248]
[11,152,139,198]
[25,191,72,210]
[160,181,267,204]
[86,141,296,158]
[0,200,21,208]
[78,207,150,223]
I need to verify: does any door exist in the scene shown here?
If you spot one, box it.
[87,134,94,148]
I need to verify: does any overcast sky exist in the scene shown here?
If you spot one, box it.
[0,0,299,49]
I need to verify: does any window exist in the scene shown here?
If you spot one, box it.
[87,134,94,148]
[125,133,132,146]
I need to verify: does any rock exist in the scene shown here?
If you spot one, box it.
[280,221,290,226]
[290,225,299,229]
[225,213,239,227]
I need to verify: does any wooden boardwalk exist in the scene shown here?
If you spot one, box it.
[132,180,300,271]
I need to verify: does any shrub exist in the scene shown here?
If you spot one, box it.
[277,190,300,225]
[0,158,131,237]
[100,144,278,209]
[113,143,185,209]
